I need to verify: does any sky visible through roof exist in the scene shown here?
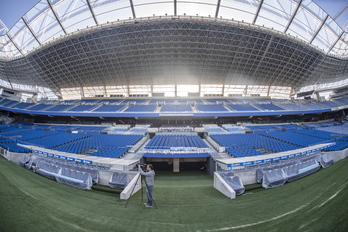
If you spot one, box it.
[0,0,347,31]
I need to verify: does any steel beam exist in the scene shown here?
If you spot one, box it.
[309,15,329,44]
[86,0,98,25]
[252,0,264,25]
[47,0,67,35]
[284,0,302,33]
[22,17,41,45]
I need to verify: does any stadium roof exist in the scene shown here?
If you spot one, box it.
[0,0,347,99]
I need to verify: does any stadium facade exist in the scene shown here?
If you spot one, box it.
[0,0,347,101]
[1,1,348,198]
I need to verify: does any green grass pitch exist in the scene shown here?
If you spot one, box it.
[1,155,348,232]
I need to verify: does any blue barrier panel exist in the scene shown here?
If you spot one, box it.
[244,161,255,166]
[228,162,244,167]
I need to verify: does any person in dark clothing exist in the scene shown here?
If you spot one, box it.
[138,164,155,207]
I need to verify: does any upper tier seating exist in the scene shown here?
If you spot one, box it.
[333,97,348,105]
[317,101,340,108]
[124,105,157,112]
[160,104,192,112]
[254,104,284,111]
[93,104,125,112]
[68,105,97,111]
[98,99,122,104]
[316,123,348,135]
[148,99,175,104]
[1,97,348,117]
[44,105,72,112]
[297,102,326,110]
[177,99,204,104]
[77,99,100,104]
[0,99,18,107]
[226,104,260,111]
[12,102,35,109]
[204,99,229,104]
[122,99,148,104]
[273,103,307,110]
[27,104,53,111]
[196,104,229,112]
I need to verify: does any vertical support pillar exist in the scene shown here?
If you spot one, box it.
[173,158,180,172]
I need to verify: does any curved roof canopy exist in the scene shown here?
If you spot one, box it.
[0,0,347,99]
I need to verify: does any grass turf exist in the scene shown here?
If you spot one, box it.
[0,155,348,232]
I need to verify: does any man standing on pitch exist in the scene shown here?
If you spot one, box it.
[138,164,155,207]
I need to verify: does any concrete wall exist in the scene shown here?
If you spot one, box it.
[322,148,348,163]
[1,150,28,165]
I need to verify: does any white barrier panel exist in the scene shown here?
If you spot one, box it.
[213,172,236,199]
[120,173,142,200]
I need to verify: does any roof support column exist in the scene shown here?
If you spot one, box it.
[284,0,302,34]
[86,0,98,26]
[6,34,23,55]
[328,31,344,54]
[174,0,177,16]
[215,0,221,18]
[47,0,67,35]
[252,0,264,25]
[81,87,85,98]
[22,17,41,45]
[129,0,136,19]
[310,15,329,44]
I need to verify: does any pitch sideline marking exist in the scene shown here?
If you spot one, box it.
[318,181,347,208]
[50,215,86,231]
[209,181,348,231]
[208,203,309,231]
[0,164,38,200]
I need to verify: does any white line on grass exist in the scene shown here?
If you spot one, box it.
[298,218,320,230]
[209,181,348,231]
[0,167,38,200]
[50,215,87,231]
[207,203,309,231]
[319,181,347,208]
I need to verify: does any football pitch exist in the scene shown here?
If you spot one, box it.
[0,155,347,232]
